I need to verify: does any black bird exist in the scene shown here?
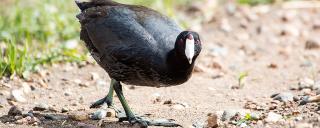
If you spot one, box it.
[76,0,202,127]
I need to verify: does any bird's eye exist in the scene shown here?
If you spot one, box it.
[196,40,201,44]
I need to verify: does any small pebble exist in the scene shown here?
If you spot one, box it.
[91,109,107,120]
[11,89,26,102]
[69,112,89,121]
[77,122,98,128]
[265,112,282,123]
[106,108,116,117]
[21,82,31,94]
[96,80,107,87]
[90,72,100,81]
[64,90,72,96]
[271,92,294,102]
[163,99,173,105]
[239,123,247,128]
[298,78,315,90]
[61,107,69,113]
[44,114,68,120]
[8,106,22,116]
[305,38,320,49]
[172,104,185,110]
[33,103,49,111]
[206,113,218,128]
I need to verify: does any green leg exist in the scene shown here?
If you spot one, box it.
[90,79,116,108]
[113,80,180,127]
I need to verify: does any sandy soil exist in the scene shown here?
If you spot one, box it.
[1,2,320,128]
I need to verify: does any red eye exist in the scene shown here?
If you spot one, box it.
[196,40,201,44]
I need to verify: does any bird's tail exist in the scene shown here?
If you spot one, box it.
[75,0,117,11]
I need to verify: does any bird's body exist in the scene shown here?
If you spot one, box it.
[76,0,201,127]
[78,1,198,87]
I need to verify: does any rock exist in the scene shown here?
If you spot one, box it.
[11,89,26,102]
[90,72,99,81]
[8,106,22,116]
[163,99,173,105]
[64,90,72,96]
[294,116,303,121]
[220,18,232,32]
[313,20,320,30]
[268,63,278,69]
[33,103,49,111]
[221,109,248,121]
[281,25,300,37]
[48,107,58,112]
[79,82,90,87]
[61,107,69,113]
[172,104,185,110]
[152,93,162,103]
[305,38,320,49]
[129,85,135,90]
[106,108,116,117]
[44,114,68,120]
[225,2,236,15]
[302,88,313,95]
[298,78,315,89]
[250,112,261,120]
[91,109,107,120]
[206,113,218,128]
[21,83,31,94]
[77,122,98,128]
[317,89,320,95]
[193,121,205,128]
[96,80,107,87]
[271,92,294,102]
[16,116,40,125]
[239,123,247,128]
[73,79,82,84]
[69,112,89,121]
[313,81,320,90]
[265,112,282,123]
[0,98,8,107]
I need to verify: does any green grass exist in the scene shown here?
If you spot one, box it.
[238,0,275,5]
[0,0,84,78]
[0,0,196,79]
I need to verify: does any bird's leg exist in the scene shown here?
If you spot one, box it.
[113,80,181,127]
[90,79,119,111]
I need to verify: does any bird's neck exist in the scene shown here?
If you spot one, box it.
[166,50,194,82]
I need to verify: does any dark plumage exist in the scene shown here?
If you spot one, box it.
[76,0,202,127]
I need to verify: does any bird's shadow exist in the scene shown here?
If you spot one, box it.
[0,113,140,128]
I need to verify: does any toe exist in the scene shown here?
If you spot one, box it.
[90,98,106,108]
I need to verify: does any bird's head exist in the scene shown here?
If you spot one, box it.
[175,31,202,64]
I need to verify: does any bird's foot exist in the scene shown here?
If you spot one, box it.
[118,115,181,127]
[90,96,122,114]
[90,96,113,108]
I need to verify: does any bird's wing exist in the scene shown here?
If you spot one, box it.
[81,6,162,66]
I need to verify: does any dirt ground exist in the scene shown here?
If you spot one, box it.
[1,2,320,128]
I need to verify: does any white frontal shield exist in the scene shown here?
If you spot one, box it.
[185,38,195,64]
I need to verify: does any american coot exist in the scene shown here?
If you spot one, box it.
[76,0,202,127]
